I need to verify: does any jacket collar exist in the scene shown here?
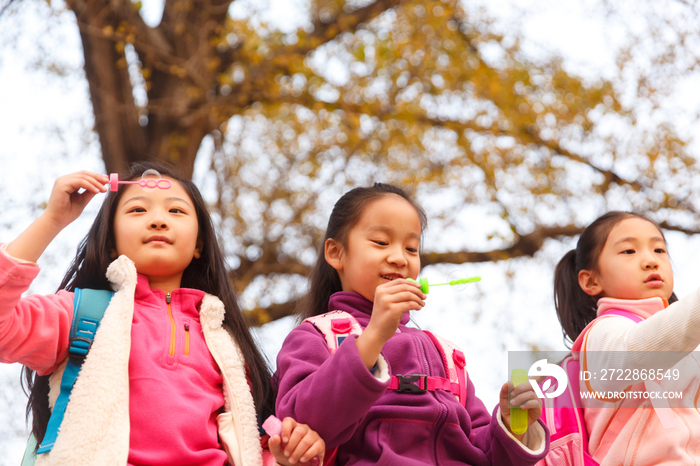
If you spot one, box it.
[133,273,204,318]
[596,296,667,320]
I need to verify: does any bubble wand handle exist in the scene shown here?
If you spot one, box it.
[431,277,482,286]
[510,369,529,435]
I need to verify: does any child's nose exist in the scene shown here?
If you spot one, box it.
[642,253,658,269]
[388,248,407,266]
[149,213,168,229]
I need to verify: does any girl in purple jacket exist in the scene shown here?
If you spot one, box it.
[274,183,549,465]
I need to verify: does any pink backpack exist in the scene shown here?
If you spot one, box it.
[304,310,468,466]
[536,310,643,466]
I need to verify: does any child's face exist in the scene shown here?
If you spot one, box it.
[329,194,422,302]
[579,217,674,301]
[113,178,200,290]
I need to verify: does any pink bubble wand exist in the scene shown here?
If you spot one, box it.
[106,170,171,191]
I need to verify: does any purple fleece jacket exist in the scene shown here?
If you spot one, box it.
[275,292,549,465]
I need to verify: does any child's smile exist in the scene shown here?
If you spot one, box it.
[381,273,405,281]
[331,194,422,302]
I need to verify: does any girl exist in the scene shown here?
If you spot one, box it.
[0,163,324,466]
[274,183,549,465]
[554,211,700,465]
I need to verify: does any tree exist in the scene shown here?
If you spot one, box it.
[3,0,700,324]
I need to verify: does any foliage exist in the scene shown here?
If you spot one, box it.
[3,0,700,324]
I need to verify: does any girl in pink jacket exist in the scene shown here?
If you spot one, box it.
[0,163,324,466]
[554,211,700,465]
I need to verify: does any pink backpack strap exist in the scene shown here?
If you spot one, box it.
[572,308,676,429]
[303,311,363,466]
[423,331,468,407]
[304,310,363,355]
[571,309,643,353]
[305,313,468,406]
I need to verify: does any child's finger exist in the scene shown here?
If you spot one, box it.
[379,279,428,299]
[283,423,310,459]
[300,437,325,464]
[280,416,298,444]
[509,388,541,408]
[64,172,108,192]
[510,379,535,397]
[286,429,322,464]
[383,290,426,309]
[267,434,284,459]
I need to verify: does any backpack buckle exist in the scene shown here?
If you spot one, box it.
[395,374,428,394]
[68,336,94,365]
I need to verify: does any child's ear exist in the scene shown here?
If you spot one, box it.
[110,249,118,259]
[193,239,203,259]
[324,238,343,271]
[578,269,602,296]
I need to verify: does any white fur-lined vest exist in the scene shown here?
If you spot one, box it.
[36,256,263,466]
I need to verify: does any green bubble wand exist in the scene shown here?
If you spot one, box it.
[407,276,481,294]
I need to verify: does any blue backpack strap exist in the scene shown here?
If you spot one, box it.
[36,288,114,455]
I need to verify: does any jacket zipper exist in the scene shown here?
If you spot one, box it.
[417,334,447,465]
[184,323,190,356]
[166,292,176,357]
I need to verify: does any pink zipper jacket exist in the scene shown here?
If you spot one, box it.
[574,297,700,465]
[0,247,266,466]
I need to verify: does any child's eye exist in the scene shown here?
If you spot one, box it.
[406,247,418,253]
[621,249,635,254]
[129,207,146,213]
[169,208,185,214]
[372,240,388,246]
[655,248,666,254]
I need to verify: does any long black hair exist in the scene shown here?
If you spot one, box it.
[22,161,273,446]
[553,211,678,346]
[300,182,427,319]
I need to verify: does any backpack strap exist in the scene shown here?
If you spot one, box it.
[304,312,467,405]
[422,331,467,407]
[574,308,676,429]
[36,288,114,455]
[304,310,364,355]
[572,309,643,353]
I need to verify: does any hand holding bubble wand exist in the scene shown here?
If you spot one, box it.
[407,276,481,294]
[106,169,171,191]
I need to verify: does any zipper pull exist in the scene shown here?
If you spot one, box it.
[166,292,171,304]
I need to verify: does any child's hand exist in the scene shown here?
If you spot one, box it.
[368,279,426,343]
[6,171,109,263]
[499,380,542,441]
[356,279,426,369]
[268,417,325,465]
[44,171,109,229]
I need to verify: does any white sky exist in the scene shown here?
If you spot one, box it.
[1,0,700,464]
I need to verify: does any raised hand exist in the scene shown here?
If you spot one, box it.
[43,171,109,229]
[356,279,426,369]
[6,171,108,263]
